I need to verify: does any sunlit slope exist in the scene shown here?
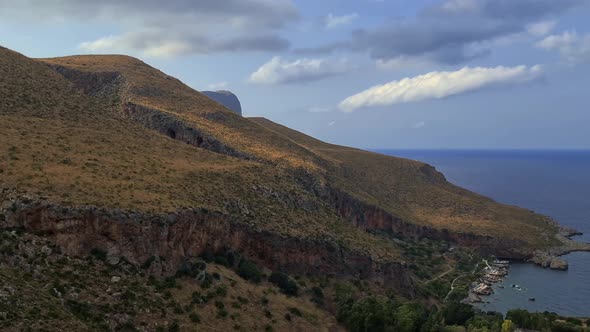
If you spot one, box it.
[40,55,326,171]
[0,47,400,261]
[249,117,560,250]
[9,47,555,252]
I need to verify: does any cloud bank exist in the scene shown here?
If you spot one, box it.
[537,31,590,64]
[299,0,581,64]
[339,65,542,112]
[325,13,358,29]
[0,0,298,57]
[249,57,349,85]
[78,31,289,57]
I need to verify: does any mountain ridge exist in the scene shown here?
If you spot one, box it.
[1,46,562,288]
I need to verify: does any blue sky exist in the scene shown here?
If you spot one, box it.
[1,0,590,149]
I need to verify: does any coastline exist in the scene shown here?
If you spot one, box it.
[529,226,590,270]
[464,225,590,310]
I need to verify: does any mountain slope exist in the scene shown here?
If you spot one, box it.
[1,47,406,288]
[1,45,560,292]
[249,118,560,252]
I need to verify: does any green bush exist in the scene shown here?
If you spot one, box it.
[168,320,180,332]
[189,312,201,323]
[442,302,474,326]
[393,302,427,332]
[506,309,555,330]
[338,296,396,332]
[236,259,262,283]
[90,248,107,261]
[288,307,302,317]
[268,272,298,296]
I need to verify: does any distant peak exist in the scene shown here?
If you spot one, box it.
[201,90,242,116]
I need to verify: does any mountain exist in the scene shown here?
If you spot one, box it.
[201,90,242,115]
[0,46,566,330]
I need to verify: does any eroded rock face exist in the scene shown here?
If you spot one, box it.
[530,251,569,270]
[549,259,568,270]
[201,90,242,116]
[0,193,414,295]
[327,187,528,259]
[121,102,254,160]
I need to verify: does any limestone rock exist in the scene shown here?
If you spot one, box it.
[107,256,121,266]
[549,258,568,270]
[40,245,52,256]
[201,90,242,115]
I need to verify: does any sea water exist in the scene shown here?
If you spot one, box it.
[376,150,590,317]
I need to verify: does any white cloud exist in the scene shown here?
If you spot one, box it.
[325,13,358,28]
[339,65,542,112]
[79,34,196,57]
[25,0,298,57]
[79,30,288,57]
[249,56,349,85]
[413,121,426,129]
[328,121,336,126]
[537,31,590,64]
[527,20,557,37]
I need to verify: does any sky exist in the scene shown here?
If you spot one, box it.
[1,0,590,149]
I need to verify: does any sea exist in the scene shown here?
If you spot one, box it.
[376,149,590,317]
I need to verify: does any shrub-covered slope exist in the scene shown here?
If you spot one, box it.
[0,45,560,289]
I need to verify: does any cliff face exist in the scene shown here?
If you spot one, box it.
[0,191,414,295]
[201,90,242,115]
[327,187,529,259]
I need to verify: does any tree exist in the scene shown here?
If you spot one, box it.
[338,295,397,332]
[394,302,428,332]
[442,302,474,326]
[501,320,514,332]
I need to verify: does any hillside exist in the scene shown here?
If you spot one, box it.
[0,45,566,329]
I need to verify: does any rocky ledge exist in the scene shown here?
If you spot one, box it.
[529,226,590,270]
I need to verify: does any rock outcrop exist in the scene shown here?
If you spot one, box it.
[530,251,569,270]
[201,90,242,115]
[327,187,528,259]
[0,191,415,295]
[529,226,590,270]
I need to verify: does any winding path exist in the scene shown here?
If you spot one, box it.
[426,263,454,284]
[444,260,483,302]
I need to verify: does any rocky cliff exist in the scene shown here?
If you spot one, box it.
[201,90,242,115]
[0,189,414,295]
[0,46,567,303]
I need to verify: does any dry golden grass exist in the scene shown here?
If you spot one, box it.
[167,264,342,332]
[249,118,560,250]
[1,47,401,262]
[40,55,324,171]
[1,45,559,260]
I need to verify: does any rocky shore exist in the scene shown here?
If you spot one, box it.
[529,226,590,270]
